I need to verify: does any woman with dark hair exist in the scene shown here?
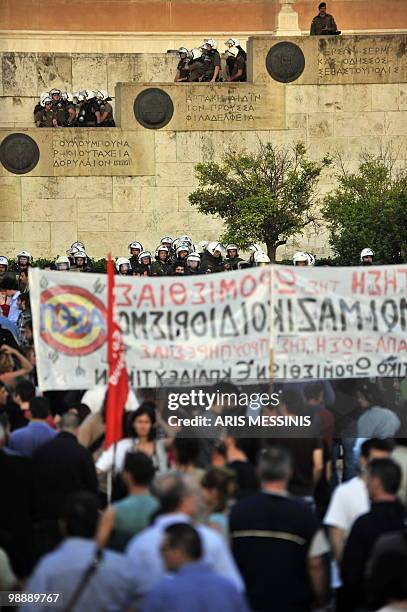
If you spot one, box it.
[201,467,237,538]
[96,404,168,475]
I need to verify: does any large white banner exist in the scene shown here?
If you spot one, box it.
[30,267,271,390]
[272,265,407,380]
[30,264,407,390]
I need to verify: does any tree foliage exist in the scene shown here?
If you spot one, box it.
[189,142,331,261]
[322,152,407,265]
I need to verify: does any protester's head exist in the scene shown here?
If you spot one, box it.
[1,277,18,297]
[212,441,227,467]
[174,265,185,275]
[0,381,8,406]
[67,402,91,424]
[355,380,383,409]
[201,467,237,513]
[122,451,155,489]
[14,380,35,407]
[153,472,198,517]
[127,404,156,441]
[0,349,14,375]
[60,492,99,539]
[29,396,50,421]
[59,412,80,435]
[360,438,394,469]
[367,458,401,501]
[19,269,29,287]
[173,436,200,468]
[21,320,33,345]
[161,523,202,572]
[303,383,324,406]
[17,292,30,312]
[258,447,292,489]
[280,389,306,416]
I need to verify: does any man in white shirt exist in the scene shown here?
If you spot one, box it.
[126,472,244,600]
[324,438,393,589]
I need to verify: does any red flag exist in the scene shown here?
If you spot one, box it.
[105,254,129,449]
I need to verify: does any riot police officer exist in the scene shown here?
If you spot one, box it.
[201,39,221,82]
[49,89,67,126]
[95,91,115,127]
[175,48,191,83]
[35,97,58,128]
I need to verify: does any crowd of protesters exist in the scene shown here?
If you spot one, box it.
[0,236,406,611]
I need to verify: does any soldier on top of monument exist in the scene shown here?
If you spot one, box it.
[174,47,191,82]
[225,47,247,82]
[34,97,58,128]
[201,39,222,82]
[310,2,339,35]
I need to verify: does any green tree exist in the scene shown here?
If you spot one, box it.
[322,152,407,265]
[189,142,331,261]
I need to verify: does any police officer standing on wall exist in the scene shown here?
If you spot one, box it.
[174,47,191,82]
[35,97,58,127]
[201,39,221,82]
[225,47,247,82]
[310,2,340,35]
[95,91,115,127]
[49,89,67,125]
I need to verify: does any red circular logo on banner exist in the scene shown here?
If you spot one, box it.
[40,285,107,356]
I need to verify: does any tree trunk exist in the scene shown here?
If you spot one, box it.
[266,239,286,263]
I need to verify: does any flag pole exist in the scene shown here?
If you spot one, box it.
[105,253,129,505]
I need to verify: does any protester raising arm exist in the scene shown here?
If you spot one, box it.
[0,344,33,387]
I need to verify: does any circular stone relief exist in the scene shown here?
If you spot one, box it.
[265,42,305,83]
[0,133,40,175]
[134,88,174,129]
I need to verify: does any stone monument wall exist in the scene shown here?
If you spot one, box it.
[0,35,407,260]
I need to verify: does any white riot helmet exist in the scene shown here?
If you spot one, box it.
[187,253,201,267]
[43,96,53,105]
[0,256,9,268]
[129,241,143,254]
[293,251,309,266]
[360,248,374,263]
[226,243,239,252]
[178,235,193,245]
[116,257,131,273]
[225,37,240,47]
[156,245,170,259]
[49,88,61,97]
[138,250,152,264]
[207,241,223,256]
[55,256,70,271]
[16,251,32,264]
[85,89,95,100]
[226,47,239,59]
[96,90,109,100]
[205,38,218,49]
[73,251,87,263]
[194,240,208,254]
[254,252,270,266]
[178,47,189,56]
[40,91,50,106]
[176,243,191,258]
[77,92,86,103]
[160,236,173,247]
[190,48,203,61]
